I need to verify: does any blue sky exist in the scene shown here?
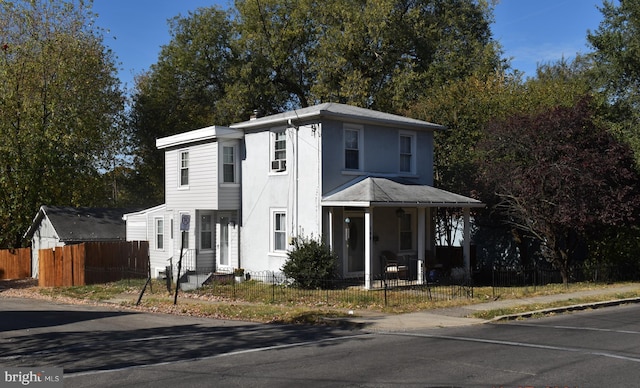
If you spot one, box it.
[92,0,608,91]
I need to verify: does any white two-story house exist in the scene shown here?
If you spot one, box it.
[125,103,483,289]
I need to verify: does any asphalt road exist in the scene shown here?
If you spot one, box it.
[1,297,640,387]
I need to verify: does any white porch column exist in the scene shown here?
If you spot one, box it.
[364,208,372,290]
[417,207,426,284]
[327,208,334,251]
[463,207,471,276]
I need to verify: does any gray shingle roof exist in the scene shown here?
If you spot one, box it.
[321,177,484,207]
[231,102,445,131]
[24,206,135,242]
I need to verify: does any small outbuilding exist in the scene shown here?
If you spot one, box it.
[24,206,132,278]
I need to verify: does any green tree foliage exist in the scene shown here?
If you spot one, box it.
[586,226,640,282]
[408,61,592,252]
[128,7,235,205]
[230,0,317,112]
[232,0,503,113]
[282,235,338,289]
[0,0,125,247]
[587,0,640,166]
[476,98,640,283]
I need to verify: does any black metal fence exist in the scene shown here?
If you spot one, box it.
[192,271,474,308]
[489,263,640,298]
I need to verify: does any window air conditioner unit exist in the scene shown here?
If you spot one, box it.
[271,159,286,172]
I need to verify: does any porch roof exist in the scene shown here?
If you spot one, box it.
[321,177,484,208]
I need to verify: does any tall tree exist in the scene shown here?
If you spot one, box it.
[230,0,317,112]
[587,0,640,165]
[476,98,640,283]
[232,0,503,113]
[128,7,235,205]
[0,0,125,247]
[408,60,594,253]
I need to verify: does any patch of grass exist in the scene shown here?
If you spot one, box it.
[128,298,350,324]
[472,290,640,320]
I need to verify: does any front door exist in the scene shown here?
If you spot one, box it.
[344,213,365,276]
[218,216,230,267]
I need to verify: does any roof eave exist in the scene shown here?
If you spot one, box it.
[23,206,47,240]
[156,126,242,149]
[321,200,485,208]
[231,105,444,132]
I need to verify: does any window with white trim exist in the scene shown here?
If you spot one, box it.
[200,214,212,250]
[179,150,189,186]
[399,212,413,251]
[273,210,287,252]
[399,132,416,174]
[155,218,164,250]
[222,146,236,183]
[271,132,287,172]
[344,126,362,170]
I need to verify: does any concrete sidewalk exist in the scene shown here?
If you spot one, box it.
[340,284,640,332]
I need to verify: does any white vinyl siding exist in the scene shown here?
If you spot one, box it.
[166,143,219,209]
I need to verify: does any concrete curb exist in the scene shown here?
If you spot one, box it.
[488,296,640,323]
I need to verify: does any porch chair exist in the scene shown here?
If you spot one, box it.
[380,250,408,286]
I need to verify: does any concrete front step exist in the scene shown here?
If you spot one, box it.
[179,272,212,291]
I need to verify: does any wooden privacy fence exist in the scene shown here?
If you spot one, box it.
[0,248,31,280]
[39,241,149,287]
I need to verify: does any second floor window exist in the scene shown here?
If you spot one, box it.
[180,151,189,186]
[223,146,236,183]
[344,128,360,170]
[271,132,286,172]
[399,133,415,173]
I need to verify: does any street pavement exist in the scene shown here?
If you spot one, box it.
[337,283,640,332]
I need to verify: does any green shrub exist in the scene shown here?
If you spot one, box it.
[282,235,338,289]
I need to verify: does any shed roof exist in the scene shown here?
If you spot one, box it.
[321,177,484,208]
[156,125,243,149]
[24,206,135,242]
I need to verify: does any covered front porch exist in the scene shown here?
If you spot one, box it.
[321,177,484,289]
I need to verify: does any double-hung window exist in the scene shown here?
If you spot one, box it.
[399,132,416,174]
[179,150,189,187]
[273,210,287,252]
[222,146,236,183]
[155,218,164,250]
[271,132,286,172]
[344,126,362,170]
